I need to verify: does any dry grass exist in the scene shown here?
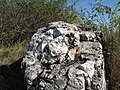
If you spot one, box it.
[0,41,28,65]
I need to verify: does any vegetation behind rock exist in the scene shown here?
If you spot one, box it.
[0,0,120,90]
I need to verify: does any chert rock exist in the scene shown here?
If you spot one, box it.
[21,21,106,90]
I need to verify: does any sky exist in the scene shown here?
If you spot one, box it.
[74,0,119,10]
[68,0,119,24]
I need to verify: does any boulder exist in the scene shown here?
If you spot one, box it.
[21,21,106,90]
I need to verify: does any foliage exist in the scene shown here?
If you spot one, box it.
[0,0,81,47]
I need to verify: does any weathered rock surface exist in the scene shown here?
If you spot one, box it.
[21,21,106,90]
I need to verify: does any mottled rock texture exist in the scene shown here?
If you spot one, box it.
[21,21,106,90]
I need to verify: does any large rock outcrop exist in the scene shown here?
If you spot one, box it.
[21,21,106,90]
